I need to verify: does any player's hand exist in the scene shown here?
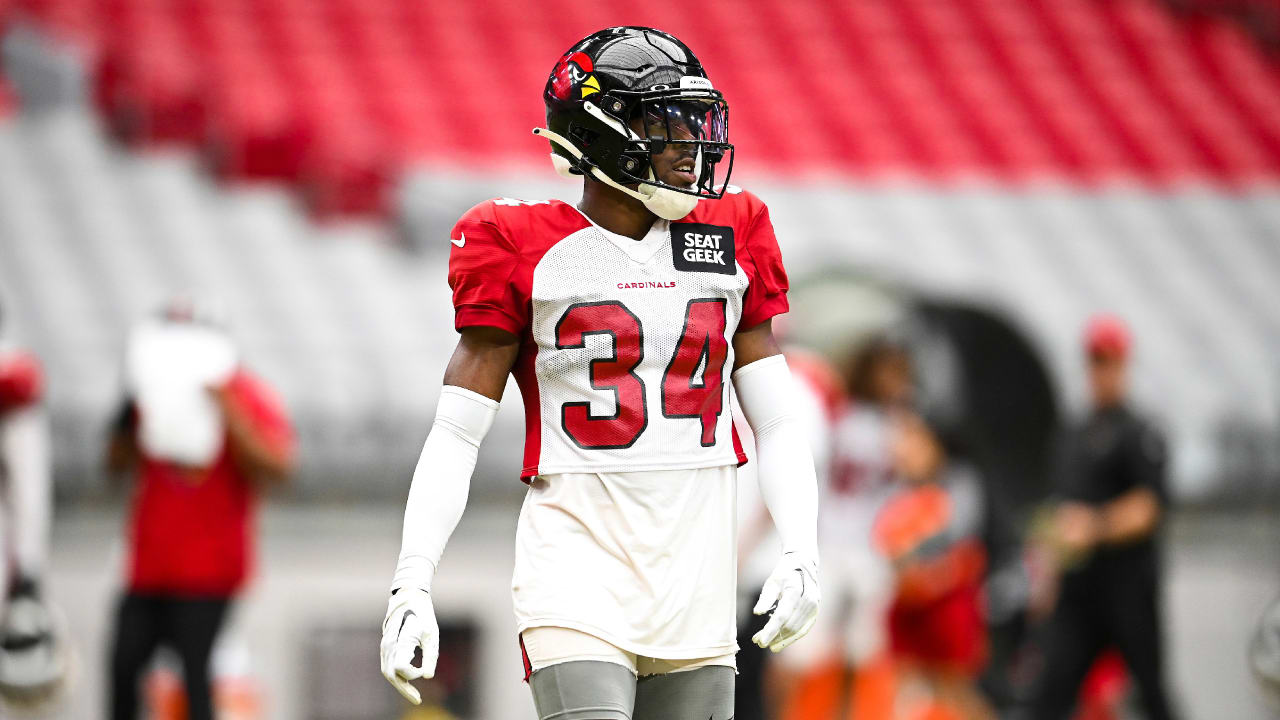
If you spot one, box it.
[379,588,438,704]
[752,552,820,652]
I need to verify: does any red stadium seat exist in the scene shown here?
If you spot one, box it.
[299,118,393,218]
[0,74,17,120]
[202,63,304,181]
[16,0,1280,215]
[96,36,206,144]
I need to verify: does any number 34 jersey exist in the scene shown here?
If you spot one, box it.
[448,187,790,480]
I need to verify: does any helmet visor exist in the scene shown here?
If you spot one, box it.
[643,98,728,146]
[625,90,733,197]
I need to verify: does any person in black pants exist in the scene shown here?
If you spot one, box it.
[110,596,230,720]
[1027,315,1178,720]
[104,301,295,720]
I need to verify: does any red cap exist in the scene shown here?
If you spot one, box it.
[1084,314,1130,359]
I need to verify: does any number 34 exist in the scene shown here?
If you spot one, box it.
[554,299,728,449]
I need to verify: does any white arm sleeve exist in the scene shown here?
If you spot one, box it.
[733,354,819,562]
[391,385,499,593]
[1,407,51,578]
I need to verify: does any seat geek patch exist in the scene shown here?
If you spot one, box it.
[671,223,735,275]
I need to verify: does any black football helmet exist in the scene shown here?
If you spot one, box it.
[534,27,733,212]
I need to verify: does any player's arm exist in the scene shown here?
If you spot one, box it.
[1095,487,1160,545]
[732,319,821,652]
[382,201,527,701]
[381,326,519,704]
[1057,424,1165,554]
[1096,424,1166,545]
[212,378,295,484]
[104,400,140,475]
[0,406,50,529]
[0,354,52,581]
[440,326,521,398]
[731,322,786,571]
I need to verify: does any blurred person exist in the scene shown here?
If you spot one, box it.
[824,336,913,668]
[1026,315,1178,720]
[874,412,994,720]
[0,306,70,708]
[380,26,820,720]
[1249,592,1280,712]
[761,337,910,720]
[105,298,295,720]
[1070,650,1129,720]
[734,347,844,720]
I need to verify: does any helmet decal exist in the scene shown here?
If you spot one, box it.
[581,75,600,98]
[550,51,594,101]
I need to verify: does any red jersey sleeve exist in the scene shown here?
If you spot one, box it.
[448,202,528,335]
[225,369,296,463]
[0,351,43,411]
[739,199,790,328]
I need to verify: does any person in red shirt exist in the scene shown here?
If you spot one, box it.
[875,412,995,720]
[105,301,295,720]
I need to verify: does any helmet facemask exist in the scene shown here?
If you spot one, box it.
[536,84,734,221]
[615,88,733,200]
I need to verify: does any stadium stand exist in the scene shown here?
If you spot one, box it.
[3,0,1280,213]
[0,0,1277,499]
[0,74,14,118]
[0,108,486,498]
[0,6,1277,720]
[0,104,1276,500]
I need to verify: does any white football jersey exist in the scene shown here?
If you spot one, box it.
[512,464,739,659]
[448,188,789,479]
[447,189,790,658]
[826,404,899,548]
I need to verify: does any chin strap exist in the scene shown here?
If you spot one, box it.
[532,127,648,201]
[532,126,698,221]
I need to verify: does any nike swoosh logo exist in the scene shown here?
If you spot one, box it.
[451,232,466,248]
[398,610,415,636]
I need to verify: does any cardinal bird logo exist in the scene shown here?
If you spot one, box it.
[551,51,595,100]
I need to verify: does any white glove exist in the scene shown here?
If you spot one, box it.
[379,588,438,704]
[752,552,820,652]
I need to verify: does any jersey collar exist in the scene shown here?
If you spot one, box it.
[572,208,670,265]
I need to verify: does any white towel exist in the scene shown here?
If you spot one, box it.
[125,320,237,467]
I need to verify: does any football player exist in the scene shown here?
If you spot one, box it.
[0,305,68,708]
[808,337,911,670]
[380,26,820,720]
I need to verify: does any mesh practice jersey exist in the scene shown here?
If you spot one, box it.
[826,404,899,549]
[448,187,789,479]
